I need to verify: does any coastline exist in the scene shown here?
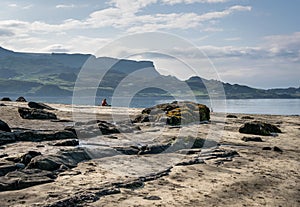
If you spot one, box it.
[0,101,299,206]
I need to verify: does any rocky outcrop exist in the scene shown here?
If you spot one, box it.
[72,120,140,138]
[0,148,90,191]
[16,96,27,102]
[28,101,55,110]
[0,120,11,132]
[227,114,237,118]
[0,97,11,101]
[241,136,263,142]
[18,107,57,119]
[0,130,77,145]
[27,148,90,171]
[239,121,281,136]
[133,101,210,125]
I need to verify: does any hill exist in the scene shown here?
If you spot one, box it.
[0,46,299,99]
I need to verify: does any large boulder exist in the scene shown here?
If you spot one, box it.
[28,101,55,110]
[239,121,281,136]
[134,101,210,125]
[0,97,11,101]
[0,120,11,132]
[18,107,57,120]
[16,96,27,102]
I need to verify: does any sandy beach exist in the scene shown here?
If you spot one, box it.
[0,101,299,207]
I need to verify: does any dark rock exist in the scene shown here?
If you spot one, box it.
[227,114,238,118]
[273,146,283,153]
[143,196,162,200]
[0,164,18,176]
[0,119,11,132]
[54,139,79,146]
[241,136,263,142]
[0,153,8,158]
[18,107,57,120]
[0,169,55,191]
[134,101,210,125]
[0,103,6,106]
[0,97,11,101]
[0,132,16,145]
[27,148,90,171]
[64,126,77,136]
[262,147,272,150]
[239,121,281,136]
[16,96,27,102]
[132,114,150,123]
[15,163,26,169]
[74,120,121,137]
[241,116,254,120]
[28,101,55,110]
[20,151,42,166]
[175,157,205,166]
[1,130,77,145]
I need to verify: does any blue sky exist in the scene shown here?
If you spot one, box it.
[0,0,299,89]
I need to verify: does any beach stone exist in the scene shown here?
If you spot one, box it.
[262,147,272,150]
[0,119,11,132]
[241,137,263,142]
[0,97,11,101]
[135,101,210,125]
[0,132,16,145]
[273,146,283,153]
[27,148,90,171]
[16,96,27,102]
[227,114,238,118]
[143,196,162,200]
[54,139,79,146]
[0,169,55,191]
[241,116,254,120]
[18,107,57,120]
[28,101,55,110]
[0,164,18,176]
[239,121,281,136]
[20,151,42,165]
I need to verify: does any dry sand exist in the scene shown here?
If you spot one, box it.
[0,101,299,207]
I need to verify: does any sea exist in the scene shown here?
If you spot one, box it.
[6,96,300,116]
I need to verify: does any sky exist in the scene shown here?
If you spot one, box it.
[0,0,299,89]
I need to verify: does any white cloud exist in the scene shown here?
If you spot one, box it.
[8,3,17,7]
[56,4,75,9]
[162,0,229,4]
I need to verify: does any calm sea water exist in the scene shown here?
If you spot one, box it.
[6,96,300,115]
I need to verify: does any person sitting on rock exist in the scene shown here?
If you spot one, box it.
[101,98,110,106]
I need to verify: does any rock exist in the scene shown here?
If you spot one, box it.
[143,196,162,200]
[27,148,90,171]
[241,137,263,142]
[262,147,272,150]
[273,146,283,153]
[134,101,210,125]
[28,101,55,110]
[241,116,254,120]
[239,121,281,136]
[20,151,42,165]
[0,103,6,106]
[16,96,27,102]
[54,139,79,146]
[0,97,11,101]
[0,169,55,191]
[0,164,18,176]
[64,126,77,136]
[0,132,16,145]
[18,107,57,120]
[132,114,150,123]
[0,119,11,132]
[227,114,238,118]
[73,120,121,137]
[15,163,26,169]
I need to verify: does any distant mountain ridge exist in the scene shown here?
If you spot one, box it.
[0,46,299,99]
